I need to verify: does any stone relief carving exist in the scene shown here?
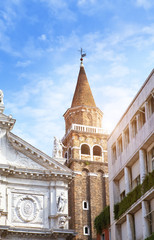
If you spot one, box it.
[57,192,66,213]
[6,140,46,169]
[11,193,44,225]
[58,216,66,228]
[15,196,38,222]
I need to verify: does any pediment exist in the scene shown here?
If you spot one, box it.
[7,132,71,173]
[0,131,71,174]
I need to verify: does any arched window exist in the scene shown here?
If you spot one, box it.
[83,226,90,235]
[93,145,102,156]
[81,144,90,155]
[83,200,89,210]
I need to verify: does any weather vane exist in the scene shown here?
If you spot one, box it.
[79,48,86,63]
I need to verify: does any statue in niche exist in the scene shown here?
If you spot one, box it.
[53,136,66,158]
[57,192,66,212]
[0,90,4,104]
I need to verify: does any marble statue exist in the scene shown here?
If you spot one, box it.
[0,90,4,104]
[57,192,66,212]
[53,136,66,158]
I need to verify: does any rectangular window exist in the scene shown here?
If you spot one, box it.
[132,175,140,189]
[148,147,154,172]
[131,118,137,138]
[148,95,154,116]
[112,144,117,163]
[152,159,154,171]
[139,106,146,128]
[124,126,129,148]
[118,135,123,155]
[120,190,125,201]
[119,175,125,201]
[152,148,154,171]
[101,233,105,240]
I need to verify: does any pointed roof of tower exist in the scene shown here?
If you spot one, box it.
[71,63,96,108]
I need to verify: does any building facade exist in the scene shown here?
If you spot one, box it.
[62,60,109,240]
[108,70,154,240]
[0,91,75,240]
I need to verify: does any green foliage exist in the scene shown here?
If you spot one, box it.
[145,233,154,240]
[142,170,154,194]
[114,170,154,220]
[94,206,110,234]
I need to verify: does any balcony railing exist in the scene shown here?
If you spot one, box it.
[62,124,108,141]
[72,123,105,133]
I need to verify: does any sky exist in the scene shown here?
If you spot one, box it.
[0,0,154,156]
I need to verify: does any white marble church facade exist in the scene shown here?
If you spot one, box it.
[0,91,75,240]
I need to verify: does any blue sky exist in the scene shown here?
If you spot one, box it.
[0,0,154,155]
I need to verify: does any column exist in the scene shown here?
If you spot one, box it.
[139,149,147,183]
[142,201,150,239]
[49,184,57,229]
[90,146,93,161]
[127,214,135,240]
[124,167,131,194]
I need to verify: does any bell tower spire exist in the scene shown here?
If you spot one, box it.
[62,55,109,240]
[71,50,96,108]
[63,54,103,134]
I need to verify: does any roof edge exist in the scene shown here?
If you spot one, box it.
[108,68,154,140]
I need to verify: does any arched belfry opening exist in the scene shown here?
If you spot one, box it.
[93,145,102,156]
[81,144,90,155]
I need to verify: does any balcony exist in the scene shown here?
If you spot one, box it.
[114,170,154,221]
[62,124,108,141]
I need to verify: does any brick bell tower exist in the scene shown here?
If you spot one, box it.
[62,55,109,240]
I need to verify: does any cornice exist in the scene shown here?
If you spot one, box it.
[67,158,108,167]
[63,105,103,119]
[0,226,76,238]
[0,113,16,130]
[0,164,75,181]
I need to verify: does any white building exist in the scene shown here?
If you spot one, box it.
[0,90,75,240]
[108,70,154,240]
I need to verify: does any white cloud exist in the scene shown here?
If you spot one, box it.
[77,0,113,15]
[16,60,32,67]
[0,0,24,55]
[39,34,47,41]
[5,63,78,154]
[78,0,97,5]
[104,63,130,79]
[100,85,137,132]
[135,0,154,9]
[40,0,76,21]
[22,38,45,58]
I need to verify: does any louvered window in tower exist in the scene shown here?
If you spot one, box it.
[81,144,90,155]
[93,146,101,156]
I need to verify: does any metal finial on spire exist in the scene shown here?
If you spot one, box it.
[79,48,86,63]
